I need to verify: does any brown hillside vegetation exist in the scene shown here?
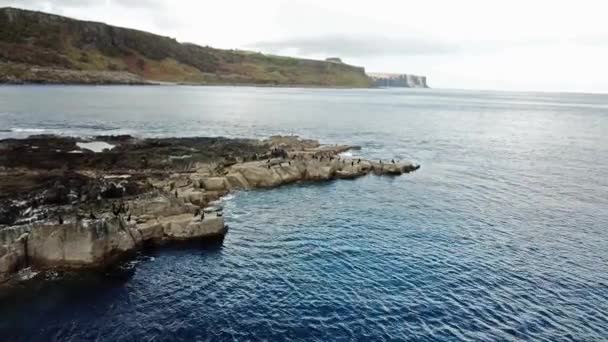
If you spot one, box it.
[0,7,372,86]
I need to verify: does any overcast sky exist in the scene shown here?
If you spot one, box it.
[4,0,608,92]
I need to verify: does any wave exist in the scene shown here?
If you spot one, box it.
[66,124,119,131]
[10,128,47,133]
[43,123,120,131]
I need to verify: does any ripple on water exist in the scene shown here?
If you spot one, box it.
[1,88,608,341]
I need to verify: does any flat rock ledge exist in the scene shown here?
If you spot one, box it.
[0,136,419,285]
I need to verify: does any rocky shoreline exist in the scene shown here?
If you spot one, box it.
[0,135,419,286]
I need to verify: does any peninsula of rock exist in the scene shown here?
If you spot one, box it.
[0,135,419,285]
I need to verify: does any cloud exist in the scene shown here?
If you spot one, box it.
[247,34,457,58]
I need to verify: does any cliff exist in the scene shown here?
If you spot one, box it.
[368,73,429,88]
[0,7,371,87]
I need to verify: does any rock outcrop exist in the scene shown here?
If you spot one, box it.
[0,135,419,285]
[0,207,226,283]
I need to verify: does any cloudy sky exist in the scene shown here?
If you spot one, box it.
[4,0,608,92]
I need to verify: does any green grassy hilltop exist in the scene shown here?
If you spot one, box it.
[0,7,372,86]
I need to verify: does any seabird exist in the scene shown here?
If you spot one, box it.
[112,203,120,216]
[391,159,395,164]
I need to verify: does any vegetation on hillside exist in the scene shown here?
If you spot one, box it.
[0,7,372,87]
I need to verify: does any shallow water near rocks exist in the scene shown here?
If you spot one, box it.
[1,86,608,341]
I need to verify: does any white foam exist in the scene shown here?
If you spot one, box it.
[18,267,39,281]
[77,141,115,153]
[11,128,46,133]
[103,174,131,179]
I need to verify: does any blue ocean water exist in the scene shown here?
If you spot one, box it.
[1,86,608,341]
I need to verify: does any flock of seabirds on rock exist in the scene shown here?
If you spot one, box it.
[49,146,402,226]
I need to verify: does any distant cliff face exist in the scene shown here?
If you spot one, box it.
[367,73,429,88]
[0,7,372,87]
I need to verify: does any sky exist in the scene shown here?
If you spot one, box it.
[3,0,608,93]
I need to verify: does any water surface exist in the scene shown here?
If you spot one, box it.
[1,86,607,341]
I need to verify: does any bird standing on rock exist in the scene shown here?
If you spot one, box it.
[57,214,64,225]
[112,203,120,216]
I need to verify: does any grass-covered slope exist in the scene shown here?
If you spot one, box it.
[0,7,372,86]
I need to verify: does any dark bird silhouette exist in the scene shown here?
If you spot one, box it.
[391,159,395,164]
[112,203,120,216]
[175,190,178,198]
[89,210,96,220]
[357,159,361,164]
[351,161,354,166]
[127,213,131,222]
[57,214,64,225]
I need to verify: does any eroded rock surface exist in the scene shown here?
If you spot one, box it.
[0,135,419,285]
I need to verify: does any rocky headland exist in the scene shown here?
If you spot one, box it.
[0,135,419,286]
[0,7,429,88]
[0,7,372,87]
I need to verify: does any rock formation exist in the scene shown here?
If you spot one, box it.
[0,135,419,285]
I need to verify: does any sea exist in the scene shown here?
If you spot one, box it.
[0,86,607,341]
